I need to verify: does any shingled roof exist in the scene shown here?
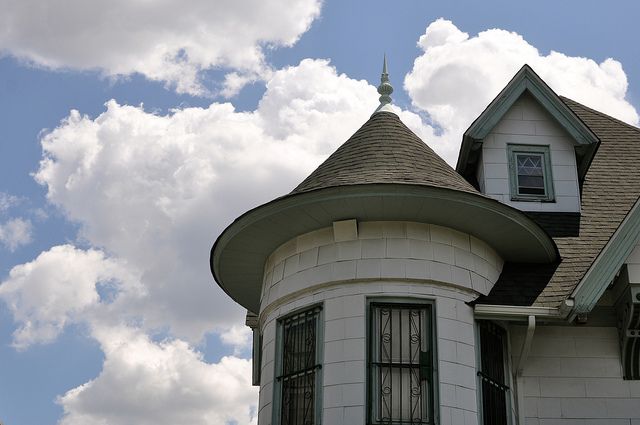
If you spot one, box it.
[479,97,640,307]
[291,111,479,195]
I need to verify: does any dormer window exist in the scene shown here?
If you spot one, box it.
[507,145,555,202]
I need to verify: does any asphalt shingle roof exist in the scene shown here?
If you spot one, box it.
[291,111,479,195]
[480,97,640,307]
[290,102,640,309]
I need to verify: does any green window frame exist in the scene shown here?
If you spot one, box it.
[507,144,555,202]
[367,300,437,425]
[273,305,323,425]
[477,320,511,425]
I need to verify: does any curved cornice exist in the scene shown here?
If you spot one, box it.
[211,184,558,312]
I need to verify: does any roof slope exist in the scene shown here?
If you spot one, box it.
[291,111,479,195]
[481,97,640,307]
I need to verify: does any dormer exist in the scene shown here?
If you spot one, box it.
[456,65,599,213]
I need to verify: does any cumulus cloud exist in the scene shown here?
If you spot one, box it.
[58,326,257,425]
[0,0,321,95]
[0,217,33,251]
[0,245,141,349]
[5,19,639,425]
[33,59,380,342]
[405,18,639,163]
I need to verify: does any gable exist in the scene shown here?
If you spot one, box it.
[476,98,640,311]
[477,91,581,212]
[457,64,599,187]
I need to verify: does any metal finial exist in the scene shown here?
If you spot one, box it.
[374,54,395,115]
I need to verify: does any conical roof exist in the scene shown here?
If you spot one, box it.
[211,63,558,313]
[292,111,479,195]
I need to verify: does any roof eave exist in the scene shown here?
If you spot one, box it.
[569,196,640,318]
[211,183,559,312]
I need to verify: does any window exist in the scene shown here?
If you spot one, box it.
[368,302,436,424]
[251,328,262,386]
[274,306,322,425]
[477,321,510,425]
[507,145,554,201]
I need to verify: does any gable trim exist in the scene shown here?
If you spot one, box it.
[456,65,599,184]
[570,196,640,317]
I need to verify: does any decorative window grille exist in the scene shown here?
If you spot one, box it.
[276,307,322,425]
[507,145,554,201]
[369,303,434,424]
[478,321,509,425]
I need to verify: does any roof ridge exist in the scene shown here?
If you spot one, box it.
[560,96,640,134]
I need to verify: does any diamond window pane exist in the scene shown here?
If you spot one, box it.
[516,153,546,195]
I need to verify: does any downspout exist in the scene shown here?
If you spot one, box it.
[515,315,536,425]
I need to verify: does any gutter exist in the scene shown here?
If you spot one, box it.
[473,303,573,425]
[473,302,570,321]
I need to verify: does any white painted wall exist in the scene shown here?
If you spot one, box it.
[477,92,581,212]
[626,242,640,284]
[260,221,504,310]
[256,221,505,425]
[511,324,640,424]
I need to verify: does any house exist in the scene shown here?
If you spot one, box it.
[210,61,640,425]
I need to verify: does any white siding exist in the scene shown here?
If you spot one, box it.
[512,325,640,424]
[260,221,504,311]
[478,92,581,212]
[257,221,505,425]
[258,281,481,425]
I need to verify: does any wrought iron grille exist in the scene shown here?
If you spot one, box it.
[369,303,433,424]
[478,321,509,425]
[277,307,321,425]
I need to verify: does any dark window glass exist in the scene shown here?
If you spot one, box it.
[369,303,434,424]
[478,321,509,425]
[277,307,321,425]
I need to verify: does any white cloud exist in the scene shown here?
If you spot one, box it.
[0,191,20,213]
[220,325,252,355]
[0,0,321,95]
[6,19,639,424]
[58,326,257,425]
[33,58,380,342]
[0,245,142,349]
[404,18,639,164]
[0,217,33,251]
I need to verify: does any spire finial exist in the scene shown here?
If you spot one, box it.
[374,54,395,115]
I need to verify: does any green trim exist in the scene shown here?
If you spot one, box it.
[572,197,640,314]
[211,184,558,312]
[456,64,599,183]
[272,304,324,425]
[365,297,438,425]
[507,144,555,202]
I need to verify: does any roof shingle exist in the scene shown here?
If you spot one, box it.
[480,97,640,307]
[291,111,479,195]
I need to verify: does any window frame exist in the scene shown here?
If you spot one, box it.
[507,144,555,202]
[366,298,438,425]
[476,320,513,425]
[272,304,323,425]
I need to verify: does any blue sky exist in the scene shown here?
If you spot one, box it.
[1,1,639,424]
